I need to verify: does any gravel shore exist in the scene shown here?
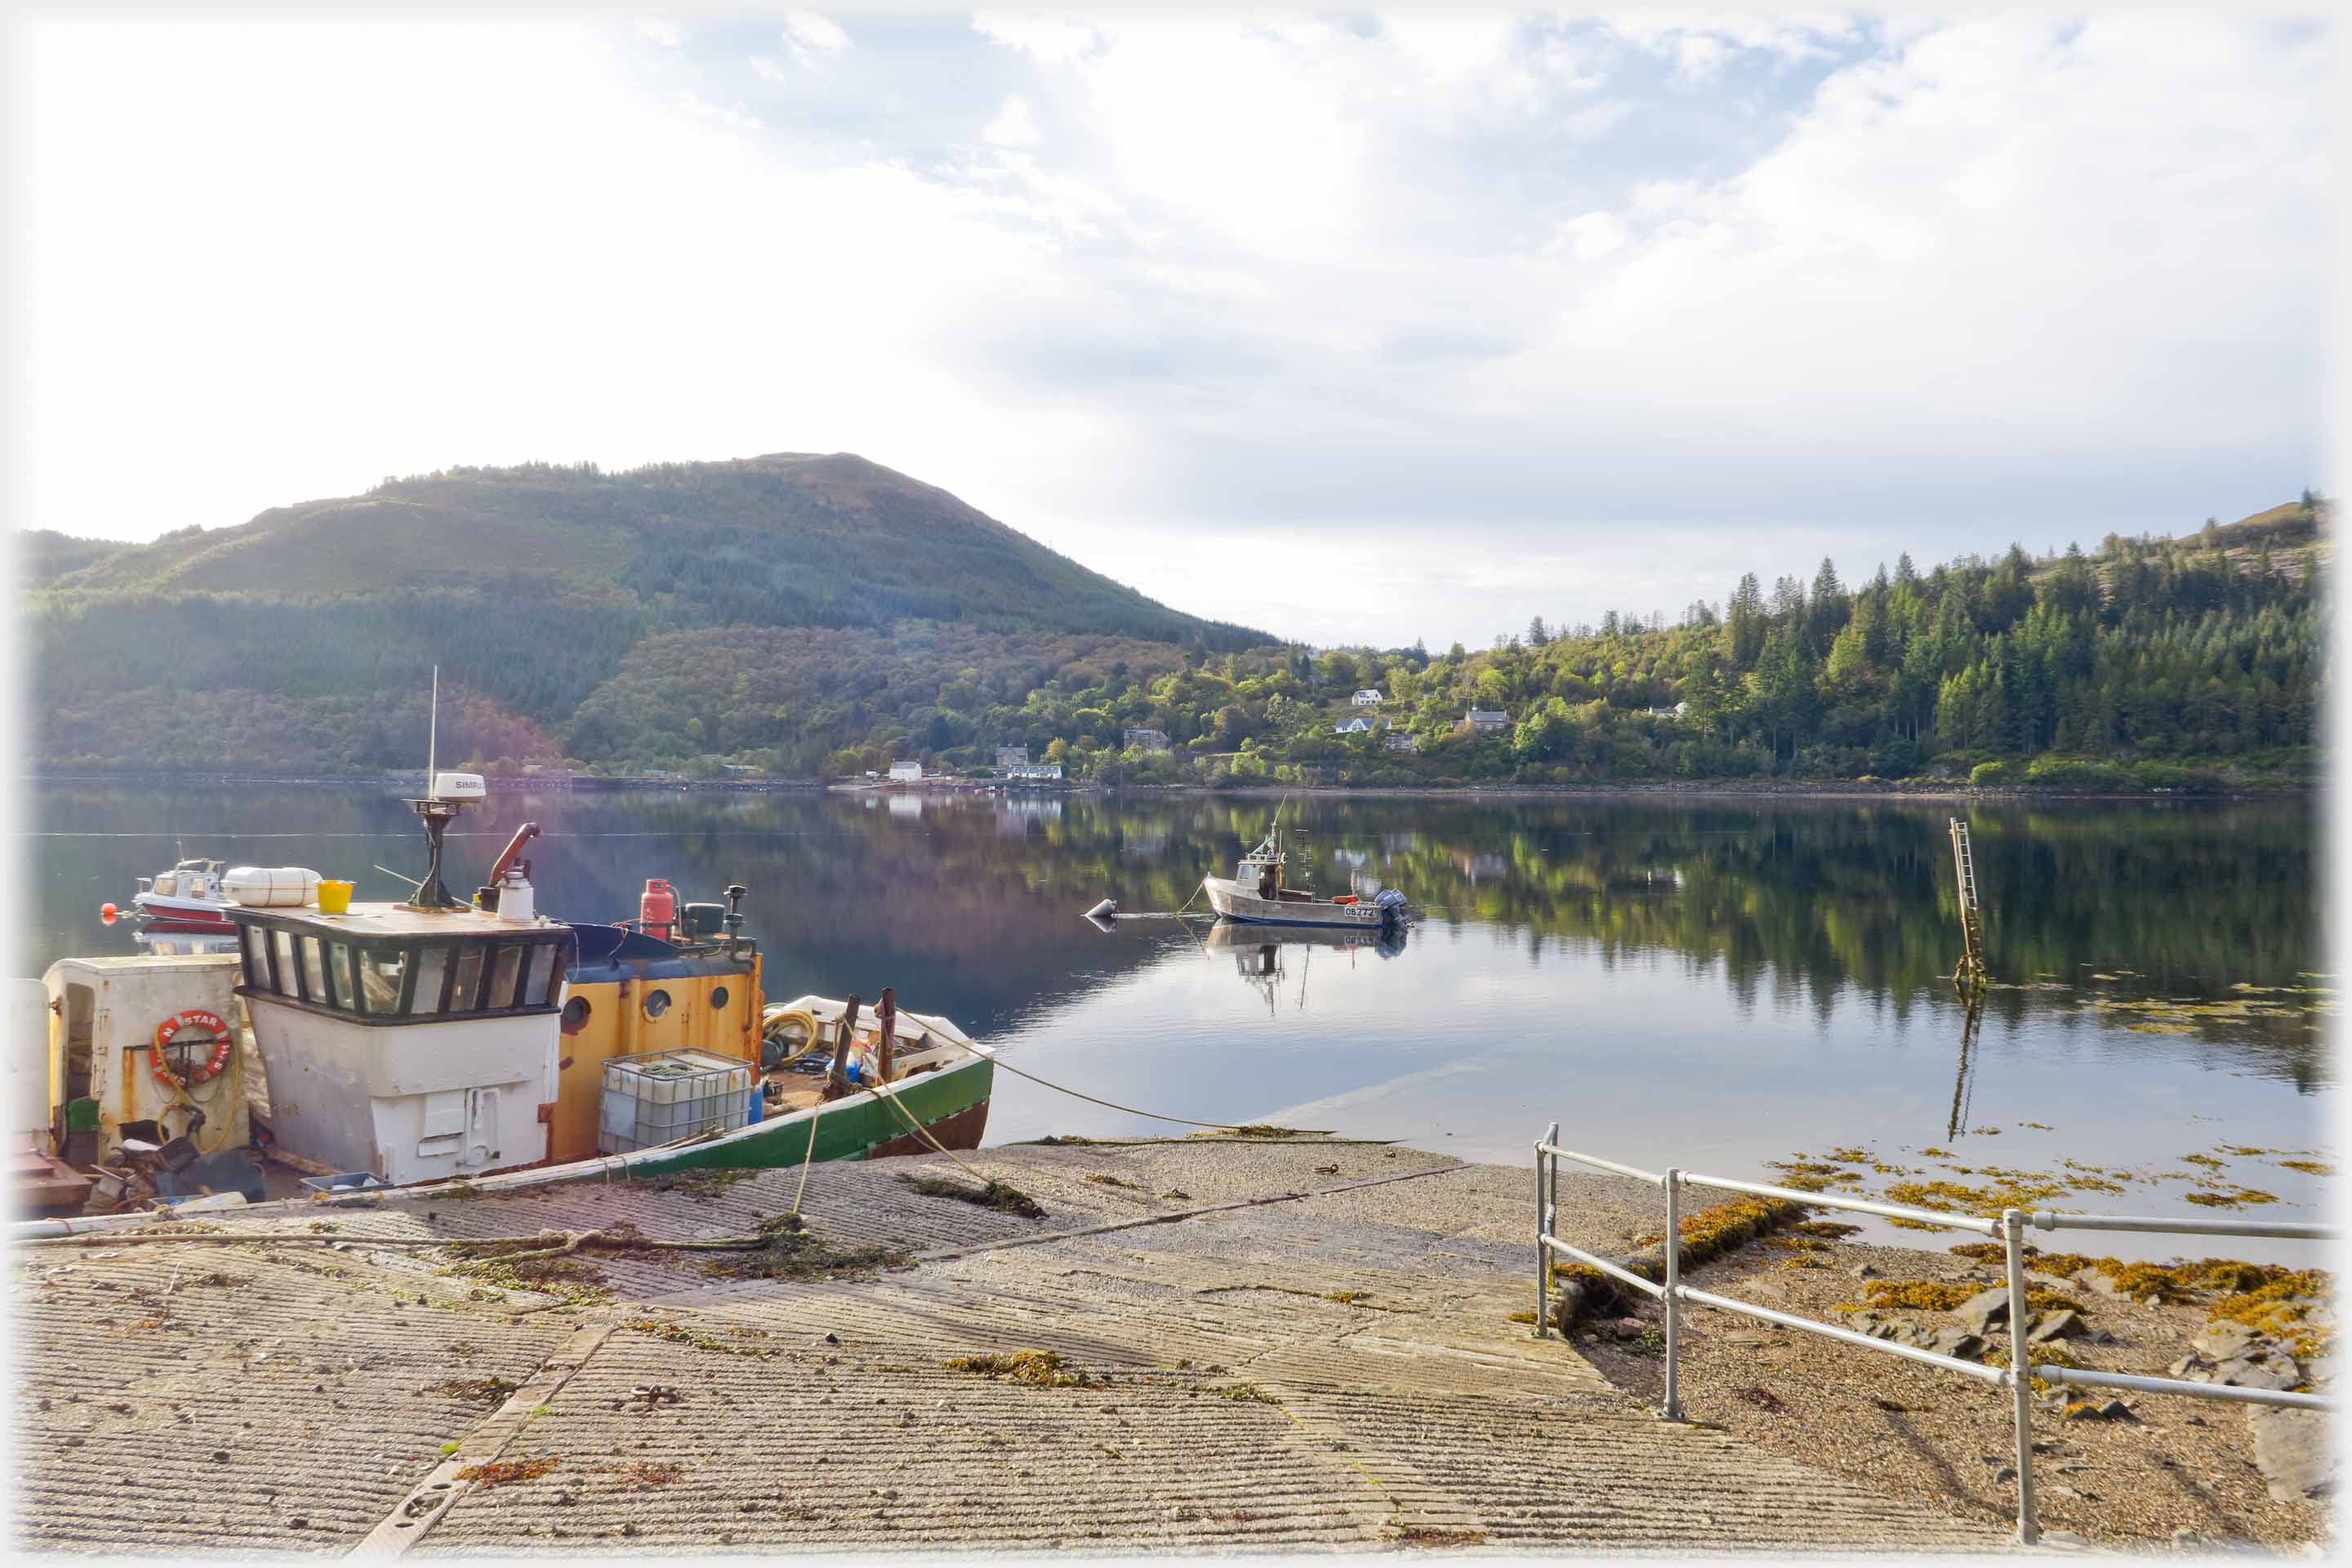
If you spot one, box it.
[1564,1220,2336,1551]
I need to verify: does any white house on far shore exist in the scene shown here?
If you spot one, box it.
[1351,688,1383,707]
[888,761,923,782]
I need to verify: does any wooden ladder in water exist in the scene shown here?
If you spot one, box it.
[1949,817,1987,992]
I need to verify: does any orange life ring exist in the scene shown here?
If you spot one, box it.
[152,1009,234,1091]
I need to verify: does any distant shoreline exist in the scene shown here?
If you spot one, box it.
[1127,780,2314,804]
[22,771,2312,804]
[19,772,830,794]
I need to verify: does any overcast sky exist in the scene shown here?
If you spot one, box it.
[6,7,2333,648]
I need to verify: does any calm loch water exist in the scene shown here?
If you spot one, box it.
[21,783,2332,1258]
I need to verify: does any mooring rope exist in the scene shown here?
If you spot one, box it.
[933,1040,1331,1135]
[15,1226,764,1254]
[788,1094,826,1218]
[869,1076,992,1184]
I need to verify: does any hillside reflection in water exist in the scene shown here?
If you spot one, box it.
[28,784,2328,1254]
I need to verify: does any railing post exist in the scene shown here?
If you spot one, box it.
[1534,1122,1557,1337]
[2003,1207,2039,1545]
[1662,1167,1683,1421]
[1546,1127,1560,1281]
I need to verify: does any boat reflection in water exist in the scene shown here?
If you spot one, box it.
[1198,919,1408,1018]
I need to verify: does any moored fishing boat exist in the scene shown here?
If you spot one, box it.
[126,854,238,931]
[1201,822,1409,931]
[14,763,991,1219]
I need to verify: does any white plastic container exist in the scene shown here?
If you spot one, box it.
[598,1049,753,1155]
[221,866,323,907]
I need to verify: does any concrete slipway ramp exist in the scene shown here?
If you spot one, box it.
[10,1139,2011,1555]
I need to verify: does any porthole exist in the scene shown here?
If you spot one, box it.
[560,996,590,1035]
[644,988,672,1019]
[710,986,730,1010]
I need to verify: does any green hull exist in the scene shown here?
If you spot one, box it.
[6,1051,997,1238]
[469,1051,998,1192]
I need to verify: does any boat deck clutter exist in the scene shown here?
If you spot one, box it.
[18,759,992,1219]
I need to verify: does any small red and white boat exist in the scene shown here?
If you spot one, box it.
[129,858,235,931]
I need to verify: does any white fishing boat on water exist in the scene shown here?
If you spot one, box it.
[1201,822,1408,930]
[127,855,238,931]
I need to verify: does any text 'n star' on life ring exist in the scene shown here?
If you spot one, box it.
[152,1009,234,1091]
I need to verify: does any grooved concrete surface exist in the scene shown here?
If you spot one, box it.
[11,1140,2011,1555]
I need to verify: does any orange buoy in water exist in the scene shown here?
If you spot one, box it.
[100,902,119,924]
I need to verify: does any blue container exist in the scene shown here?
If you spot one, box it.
[746,1092,764,1127]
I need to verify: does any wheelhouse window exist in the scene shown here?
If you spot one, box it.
[406,948,443,1015]
[361,948,410,1013]
[238,923,569,1024]
[524,944,558,1009]
[490,946,524,1010]
[451,946,485,1013]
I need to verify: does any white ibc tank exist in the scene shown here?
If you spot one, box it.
[223,866,323,907]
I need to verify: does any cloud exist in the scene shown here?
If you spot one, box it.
[1551,209,1629,258]
[780,10,849,64]
[677,89,762,133]
[982,93,1040,148]
[1607,11,1860,76]
[973,12,1101,67]
[634,18,679,51]
[11,11,2326,651]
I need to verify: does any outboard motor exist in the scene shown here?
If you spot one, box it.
[1374,888,1409,929]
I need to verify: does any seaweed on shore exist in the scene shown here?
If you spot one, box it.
[456,1454,560,1490]
[1552,1195,1806,1330]
[698,1213,909,1281]
[947,1348,1091,1387]
[898,1173,1046,1218]
[626,1167,760,1199]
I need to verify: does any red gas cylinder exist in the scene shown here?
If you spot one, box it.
[639,878,677,940]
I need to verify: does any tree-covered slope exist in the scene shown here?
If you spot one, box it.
[42,452,1260,643]
[1145,497,2328,791]
[25,452,1269,771]
[16,529,123,586]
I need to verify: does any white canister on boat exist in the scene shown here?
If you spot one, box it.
[494,869,536,924]
[222,866,323,907]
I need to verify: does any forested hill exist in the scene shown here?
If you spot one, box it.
[21,480,2328,785]
[1203,496,2326,791]
[25,453,1267,773]
[40,452,1260,644]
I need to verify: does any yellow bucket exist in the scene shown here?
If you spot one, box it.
[315,879,354,915]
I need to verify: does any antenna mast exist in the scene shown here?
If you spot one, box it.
[427,665,439,800]
[400,666,466,911]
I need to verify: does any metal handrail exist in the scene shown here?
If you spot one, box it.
[1533,1132,2341,1547]
[1540,1234,1666,1298]
[1535,1143,1660,1184]
[2039,1364,2336,1411]
[2029,1210,2336,1241]
[1681,1171,2001,1236]
[1674,1283,2009,1384]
